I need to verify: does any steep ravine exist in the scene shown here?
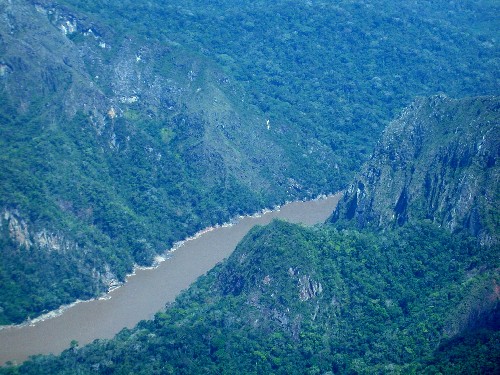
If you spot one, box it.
[1,96,498,374]
[0,0,293,324]
[1,0,499,327]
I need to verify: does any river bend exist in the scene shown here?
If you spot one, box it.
[0,194,340,365]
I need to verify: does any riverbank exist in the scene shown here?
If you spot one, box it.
[0,193,340,365]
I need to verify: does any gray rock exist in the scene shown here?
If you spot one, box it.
[332,95,499,246]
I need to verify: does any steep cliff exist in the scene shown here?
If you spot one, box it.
[332,95,499,246]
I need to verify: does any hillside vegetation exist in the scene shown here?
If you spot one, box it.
[3,96,498,374]
[332,95,499,246]
[0,0,498,324]
[5,220,498,374]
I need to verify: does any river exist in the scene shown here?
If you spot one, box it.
[0,194,340,365]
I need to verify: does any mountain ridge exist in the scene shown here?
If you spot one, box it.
[331,95,499,246]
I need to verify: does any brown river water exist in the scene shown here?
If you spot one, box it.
[0,194,340,365]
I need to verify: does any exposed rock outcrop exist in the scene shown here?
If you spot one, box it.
[332,95,499,246]
[1,209,75,252]
[298,275,323,301]
[2,209,31,249]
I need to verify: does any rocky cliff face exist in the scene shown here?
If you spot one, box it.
[332,95,499,246]
[1,209,75,253]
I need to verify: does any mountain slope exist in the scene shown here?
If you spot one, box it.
[56,0,500,178]
[9,221,498,374]
[5,97,498,373]
[1,0,499,324]
[331,95,499,246]
[0,0,289,324]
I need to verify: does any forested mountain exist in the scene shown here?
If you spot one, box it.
[331,95,499,246]
[1,0,498,325]
[4,96,497,374]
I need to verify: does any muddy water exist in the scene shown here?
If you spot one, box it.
[0,194,340,365]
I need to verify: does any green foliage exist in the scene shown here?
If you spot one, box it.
[8,220,498,374]
[419,329,500,374]
[1,0,498,326]
[0,90,265,323]
[55,0,499,191]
